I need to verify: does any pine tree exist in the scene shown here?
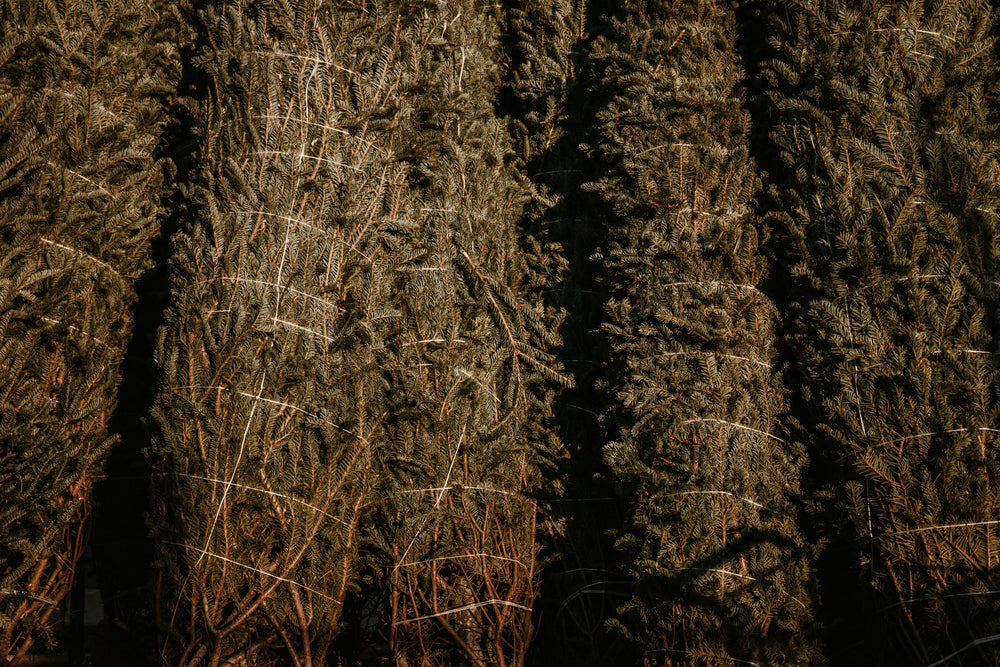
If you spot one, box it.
[762,0,1000,662]
[368,2,567,665]
[587,1,819,663]
[147,1,416,663]
[0,0,174,660]
[148,1,564,665]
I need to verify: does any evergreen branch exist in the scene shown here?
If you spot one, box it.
[164,542,338,602]
[957,40,997,67]
[682,418,786,443]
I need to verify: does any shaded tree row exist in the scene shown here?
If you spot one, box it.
[762,0,1000,663]
[0,0,175,660]
[6,0,1000,665]
[587,1,819,664]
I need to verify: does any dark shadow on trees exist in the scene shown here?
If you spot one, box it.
[497,3,628,666]
[91,27,204,665]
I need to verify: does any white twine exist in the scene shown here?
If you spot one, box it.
[393,599,531,626]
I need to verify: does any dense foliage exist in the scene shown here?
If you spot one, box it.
[366,2,565,665]
[5,0,1000,665]
[147,1,398,663]
[146,1,561,665]
[762,1,1000,663]
[588,1,818,664]
[0,0,173,660]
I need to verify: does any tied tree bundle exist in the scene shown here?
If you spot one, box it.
[587,1,819,664]
[147,1,417,664]
[0,0,174,660]
[763,0,1000,663]
[370,2,568,666]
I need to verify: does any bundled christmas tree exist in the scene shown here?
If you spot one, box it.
[587,1,819,663]
[147,1,417,663]
[370,2,567,665]
[0,0,174,660]
[148,1,563,665]
[762,0,1000,662]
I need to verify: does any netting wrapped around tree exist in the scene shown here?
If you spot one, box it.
[587,1,820,663]
[0,0,174,660]
[763,0,1000,663]
[148,2,414,664]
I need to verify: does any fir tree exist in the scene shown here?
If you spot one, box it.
[0,0,174,660]
[587,1,819,663]
[148,1,564,665]
[368,2,567,665]
[147,1,415,663]
[762,0,1000,662]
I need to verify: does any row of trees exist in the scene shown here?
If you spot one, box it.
[3,0,1000,665]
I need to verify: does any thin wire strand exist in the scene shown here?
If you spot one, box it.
[198,373,267,566]
[393,599,531,626]
[165,542,337,602]
[173,473,350,527]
